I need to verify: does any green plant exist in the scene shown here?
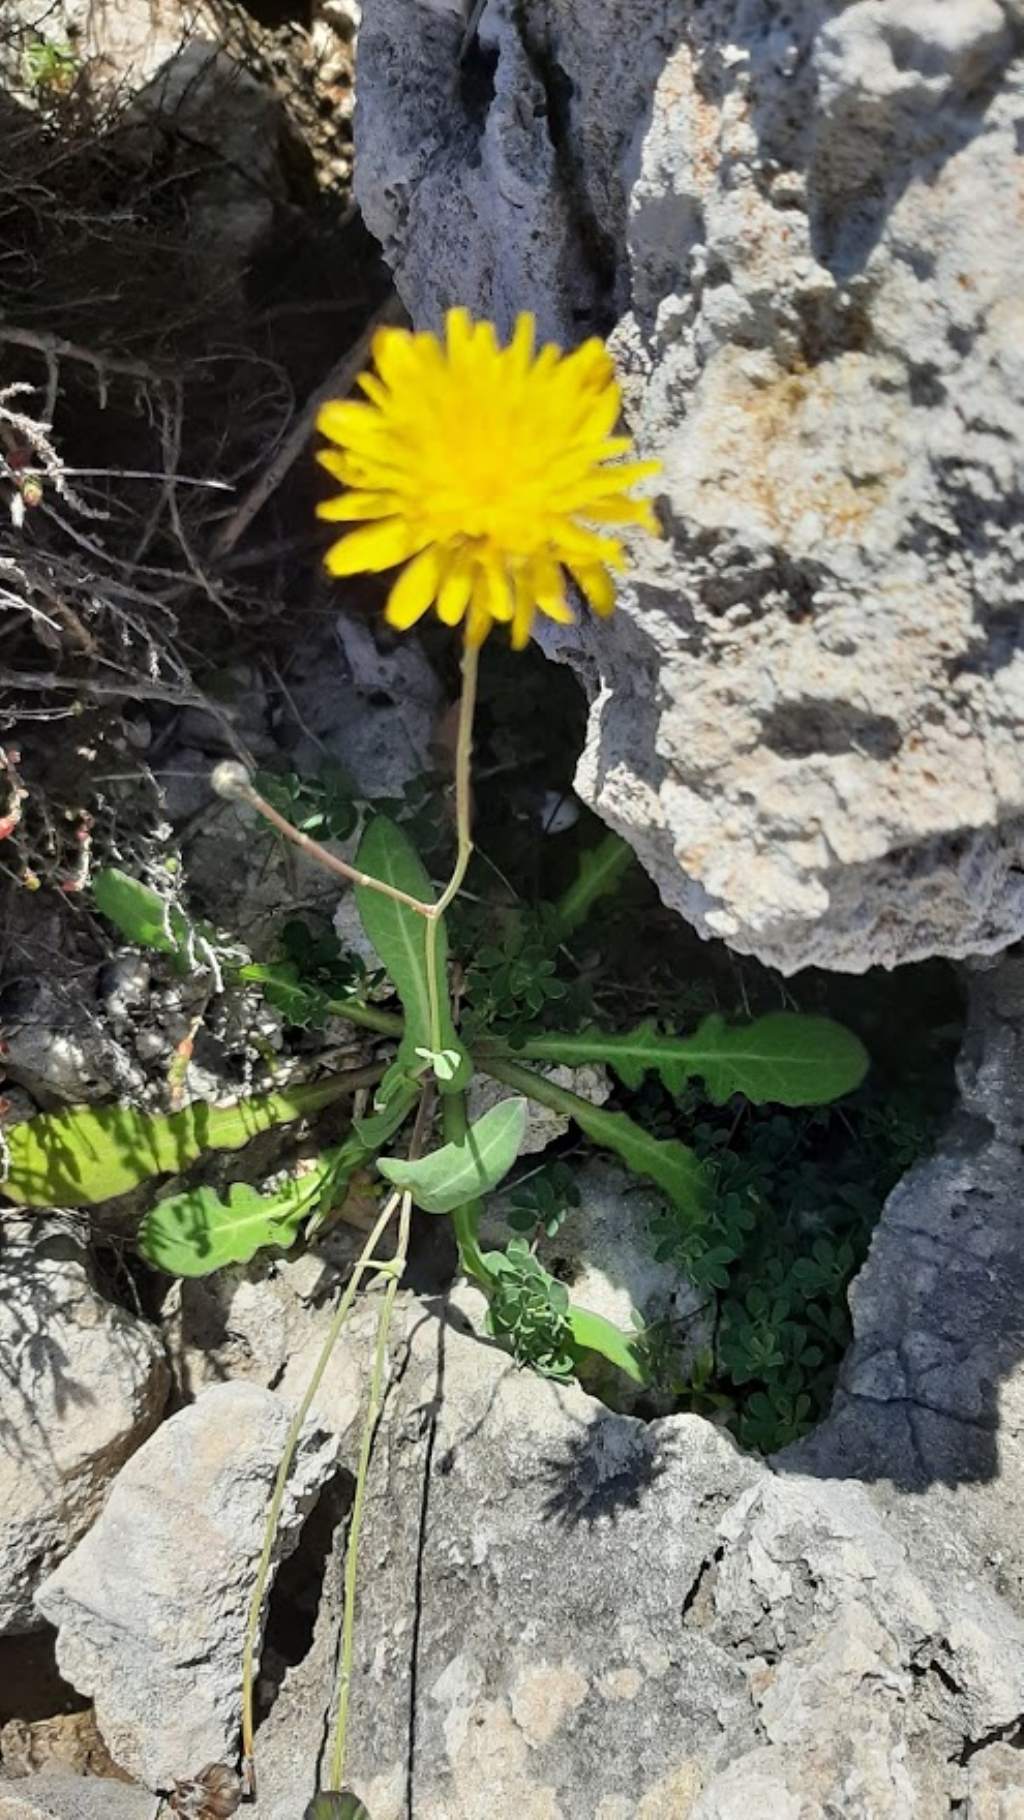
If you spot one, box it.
[505,1159,579,1238]
[305,1797,370,1820]
[253,762,359,845]
[22,35,78,95]
[0,313,889,1811]
[1,1074,370,1207]
[482,1237,577,1380]
[92,867,195,971]
[464,926,568,1033]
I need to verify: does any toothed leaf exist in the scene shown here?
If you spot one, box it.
[512,1012,868,1108]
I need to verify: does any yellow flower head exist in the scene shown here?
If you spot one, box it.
[315,308,659,649]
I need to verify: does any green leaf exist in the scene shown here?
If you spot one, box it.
[304,1796,371,1820]
[551,830,635,938]
[1,1078,353,1207]
[240,961,330,1028]
[93,867,191,962]
[573,1100,708,1215]
[354,817,470,1093]
[352,1080,421,1151]
[480,1057,710,1221]
[507,1012,869,1108]
[377,1098,527,1213]
[567,1304,647,1383]
[139,1149,348,1276]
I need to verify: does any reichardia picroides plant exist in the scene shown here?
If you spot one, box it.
[0,310,869,1812]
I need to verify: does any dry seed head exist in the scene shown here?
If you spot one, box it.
[210,761,252,803]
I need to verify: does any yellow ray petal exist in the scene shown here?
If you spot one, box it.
[357,372,391,409]
[556,339,614,395]
[506,313,536,381]
[511,570,536,651]
[569,560,616,617]
[317,447,403,488]
[317,399,393,453]
[437,549,475,626]
[324,519,422,575]
[372,326,421,391]
[465,596,494,647]
[384,544,446,630]
[446,307,475,366]
[481,555,514,622]
[551,523,625,567]
[316,490,400,522]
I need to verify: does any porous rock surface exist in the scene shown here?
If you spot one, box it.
[35,1382,338,1791]
[161,1249,364,1436]
[0,1215,168,1636]
[0,1779,155,1820]
[357,0,1024,973]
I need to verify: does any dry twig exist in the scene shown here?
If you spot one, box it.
[208,292,403,562]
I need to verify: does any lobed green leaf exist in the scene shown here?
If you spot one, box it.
[480,1057,710,1224]
[1,1078,352,1208]
[509,1011,869,1108]
[139,1149,351,1277]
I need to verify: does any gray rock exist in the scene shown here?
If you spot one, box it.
[272,962,1024,1815]
[282,613,442,795]
[0,1215,169,1635]
[0,977,144,1105]
[35,1383,339,1790]
[693,1472,1024,1817]
[96,955,152,1022]
[356,0,1024,973]
[0,1777,155,1820]
[790,958,1024,1611]
[2,1025,118,1105]
[151,747,218,826]
[183,799,343,956]
[285,1275,1024,1819]
[244,1479,348,1820]
[4,0,202,100]
[161,1252,363,1438]
[128,47,303,299]
[965,1742,1024,1819]
[339,1286,762,1819]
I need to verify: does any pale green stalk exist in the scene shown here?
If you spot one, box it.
[425,641,479,1054]
[326,1187,414,1793]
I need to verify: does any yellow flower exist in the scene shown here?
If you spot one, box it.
[315,308,659,649]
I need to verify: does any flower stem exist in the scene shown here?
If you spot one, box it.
[326,1187,413,1793]
[441,1092,491,1287]
[425,640,479,1054]
[325,1085,432,1793]
[213,764,435,920]
[240,1189,402,1785]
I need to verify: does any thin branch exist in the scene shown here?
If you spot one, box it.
[0,321,168,387]
[208,293,404,562]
